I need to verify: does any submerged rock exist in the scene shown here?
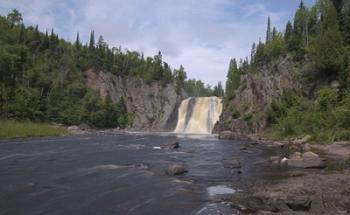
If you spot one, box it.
[166,164,187,176]
[223,157,242,169]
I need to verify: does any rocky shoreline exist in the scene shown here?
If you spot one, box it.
[219,130,350,214]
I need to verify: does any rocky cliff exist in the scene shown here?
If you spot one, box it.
[215,56,304,136]
[85,69,183,131]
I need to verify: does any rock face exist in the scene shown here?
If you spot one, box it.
[215,56,302,136]
[85,69,183,131]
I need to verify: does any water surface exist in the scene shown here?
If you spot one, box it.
[0,132,273,215]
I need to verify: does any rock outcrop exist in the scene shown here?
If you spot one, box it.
[161,139,180,149]
[287,152,326,169]
[215,56,303,136]
[85,69,183,131]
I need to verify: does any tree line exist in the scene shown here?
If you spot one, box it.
[226,0,350,96]
[0,10,223,128]
[224,0,350,142]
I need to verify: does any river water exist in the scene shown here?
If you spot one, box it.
[0,132,274,215]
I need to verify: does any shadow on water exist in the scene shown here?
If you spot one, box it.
[0,131,278,215]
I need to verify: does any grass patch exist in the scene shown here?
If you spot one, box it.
[0,121,67,140]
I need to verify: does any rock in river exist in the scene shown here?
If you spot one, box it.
[218,131,237,140]
[287,152,325,169]
[161,139,180,149]
[223,157,241,169]
[167,164,187,176]
[286,196,312,211]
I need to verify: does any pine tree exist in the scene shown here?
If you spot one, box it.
[255,40,265,63]
[174,65,187,92]
[75,32,80,49]
[89,30,95,50]
[285,21,293,42]
[213,82,224,97]
[225,58,240,98]
[34,24,40,41]
[343,5,350,44]
[42,30,49,50]
[272,27,277,40]
[294,0,309,44]
[49,28,56,49]
[18,24,25,44]
[309,0,344,75]
[251,42,256,64]
[153,51,163,81]
[266,16,272,43]
[330,0,344,14]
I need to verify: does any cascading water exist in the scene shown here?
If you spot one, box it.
[174,97,223,134]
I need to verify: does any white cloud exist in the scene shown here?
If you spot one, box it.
[0,0,291,86]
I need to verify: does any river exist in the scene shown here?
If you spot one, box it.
[0,132,276,215]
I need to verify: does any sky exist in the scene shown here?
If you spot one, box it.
[0,0,315,86]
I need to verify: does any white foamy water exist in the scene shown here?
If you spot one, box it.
[207,185,236,196]
[174,97,222,134]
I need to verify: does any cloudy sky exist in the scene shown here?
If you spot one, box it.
[1,0,315,86]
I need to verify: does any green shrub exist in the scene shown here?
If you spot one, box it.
[266,87,350,143]
[317,87,337,111]
[231,108,240,119]
[243,113,253,124]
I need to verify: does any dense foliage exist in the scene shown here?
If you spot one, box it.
[267,88,350,142]
[224,0,350,142]
[0,10,137,128]
[0,10,220,128]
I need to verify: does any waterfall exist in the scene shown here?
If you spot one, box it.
[174,97,223,134]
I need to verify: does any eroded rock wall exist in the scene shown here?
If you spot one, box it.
[86,69,183,131]
[215,56,303,135]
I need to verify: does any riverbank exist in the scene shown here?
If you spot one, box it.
[0,121,68,139]
[218,131,350,214]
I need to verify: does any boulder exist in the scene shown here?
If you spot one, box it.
[292,135,312,145]
[67,125,87,135]
[286,196,312,211]
[161,139,179,149]
[166,164,187,175]
[302,151,319,159]
[287,152,325,169]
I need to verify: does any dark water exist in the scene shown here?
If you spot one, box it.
[0,132,274,215]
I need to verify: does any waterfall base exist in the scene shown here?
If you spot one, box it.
[174,97,222,134]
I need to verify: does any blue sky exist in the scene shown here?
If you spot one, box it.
[1,0,315,86]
